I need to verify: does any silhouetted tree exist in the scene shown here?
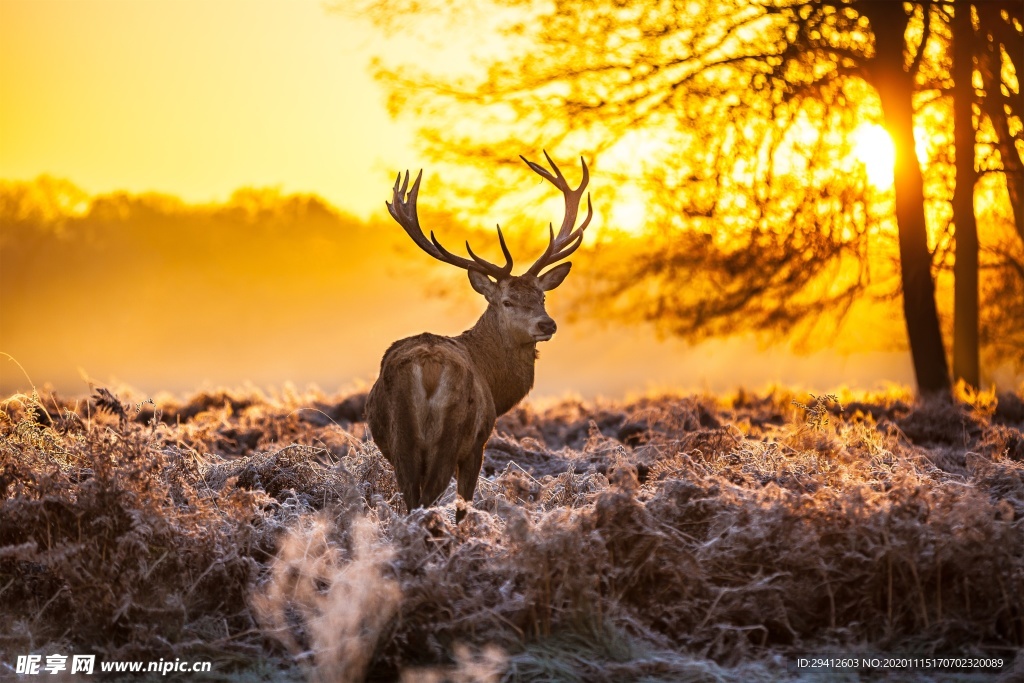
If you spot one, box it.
[855,1,949,394]
[971,3,1023,380]
[941,1,1022,387]
[361,0,1022,394]
[952,0,980,387]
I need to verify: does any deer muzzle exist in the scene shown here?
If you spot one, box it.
[534,317,557,341]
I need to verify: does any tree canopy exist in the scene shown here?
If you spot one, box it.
[359,0,1023,390]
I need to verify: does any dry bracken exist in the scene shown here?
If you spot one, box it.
[1,385,1022,681]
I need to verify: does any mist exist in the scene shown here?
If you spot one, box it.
[1,177,921,399]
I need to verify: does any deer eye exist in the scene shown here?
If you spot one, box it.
[503,300,514,308]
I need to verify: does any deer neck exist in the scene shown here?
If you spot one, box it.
[459,308,537,416]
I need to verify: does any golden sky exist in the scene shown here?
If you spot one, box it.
[0,0,421,219]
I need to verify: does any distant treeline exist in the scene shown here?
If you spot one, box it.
[0,176,469,395]
[1,176,379,291]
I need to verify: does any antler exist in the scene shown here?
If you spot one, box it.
[386,170,514,280]
[522,151,593,277]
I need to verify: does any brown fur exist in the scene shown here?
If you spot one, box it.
[366,273,566,520]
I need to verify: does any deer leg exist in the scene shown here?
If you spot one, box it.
[385,415,423,514]
[455,431,488,523]
[400,479,421,514]
[419,451,453,510]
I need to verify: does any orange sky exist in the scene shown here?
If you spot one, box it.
[0,0,937,398]
[0,0,423,219]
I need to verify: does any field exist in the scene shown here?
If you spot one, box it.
[1,384,1022,681]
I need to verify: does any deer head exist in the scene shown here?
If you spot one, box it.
[386,152,593,346]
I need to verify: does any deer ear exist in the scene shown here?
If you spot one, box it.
[468,270,499,300]
[537,262,572,291]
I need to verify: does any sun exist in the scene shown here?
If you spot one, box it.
[850,123,895,189]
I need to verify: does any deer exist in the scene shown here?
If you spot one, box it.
[365,152,593,522]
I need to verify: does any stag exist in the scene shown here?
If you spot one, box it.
[366,153,593,521]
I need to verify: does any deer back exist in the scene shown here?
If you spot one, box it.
[366,333,495,507]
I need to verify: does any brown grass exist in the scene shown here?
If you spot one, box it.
[1,384,1022,680]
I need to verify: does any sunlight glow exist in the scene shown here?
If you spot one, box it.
[608,187,648,235]
[851,123,895,189]
[600,128,677,235]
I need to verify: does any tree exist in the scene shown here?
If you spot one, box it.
[970,2,1024,379]
[361,0,1023,394]
[856,1,950,394]
[951,0,980,387]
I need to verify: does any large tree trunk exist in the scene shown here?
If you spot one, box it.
[952,0,980,387]
[860,1,951,395]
